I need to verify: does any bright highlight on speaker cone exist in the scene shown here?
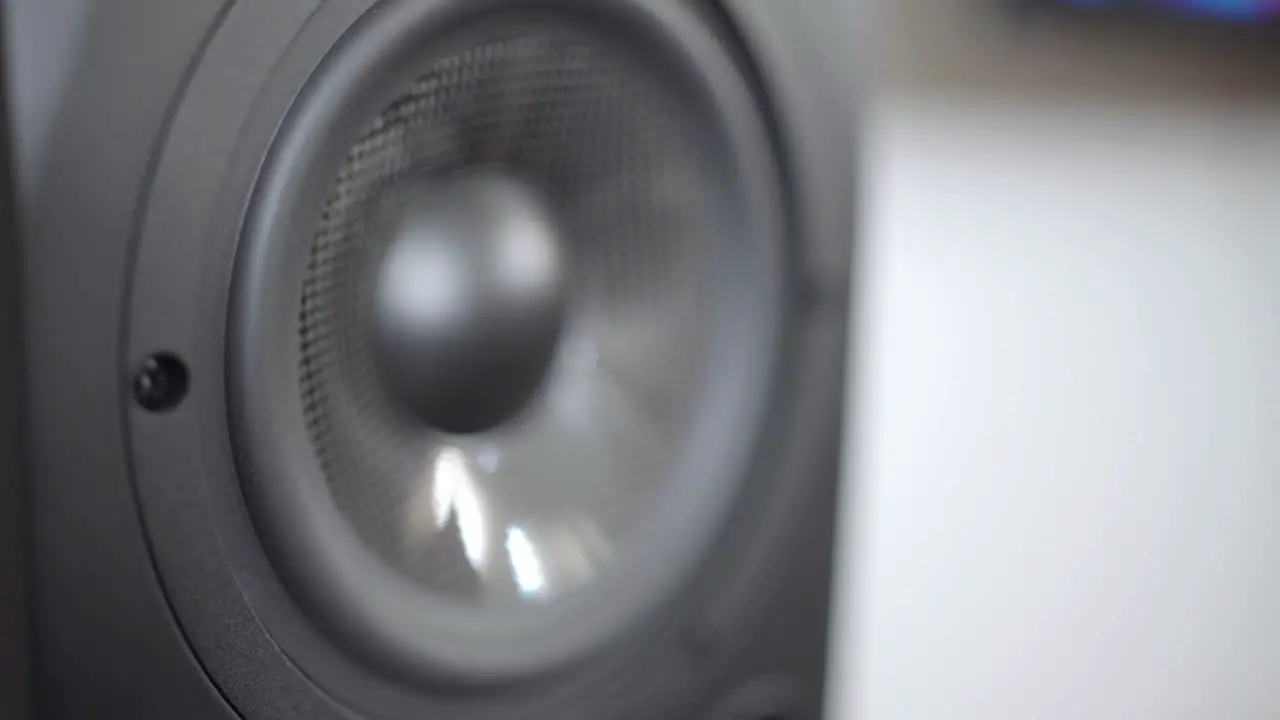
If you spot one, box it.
[405,445,609,601]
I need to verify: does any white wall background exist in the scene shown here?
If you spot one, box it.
[831,2,1280,718]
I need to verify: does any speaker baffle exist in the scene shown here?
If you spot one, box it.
[111,0,849,712]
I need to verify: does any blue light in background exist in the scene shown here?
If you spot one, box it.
[1059,0,1280,22]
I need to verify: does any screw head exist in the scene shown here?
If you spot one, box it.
[133,353,190,413]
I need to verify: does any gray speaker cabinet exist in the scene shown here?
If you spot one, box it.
[2,1,855,718]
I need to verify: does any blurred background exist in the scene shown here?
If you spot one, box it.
[832,1,1280,717]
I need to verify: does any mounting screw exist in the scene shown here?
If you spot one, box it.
[133,353,190,413]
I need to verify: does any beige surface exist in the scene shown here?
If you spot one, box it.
[833,3,1280,718]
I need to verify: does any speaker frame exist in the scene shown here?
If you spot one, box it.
[10,0,854,717]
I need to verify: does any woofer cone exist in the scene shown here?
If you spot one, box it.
[230,0,785,685]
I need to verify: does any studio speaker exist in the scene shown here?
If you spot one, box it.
[2,0,854,718]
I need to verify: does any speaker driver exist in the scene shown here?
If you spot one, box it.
[232,3,783,684]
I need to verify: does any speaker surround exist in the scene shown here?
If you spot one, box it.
[9,0,854,717]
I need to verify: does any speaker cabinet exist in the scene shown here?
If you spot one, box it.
[4,1,854,718]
